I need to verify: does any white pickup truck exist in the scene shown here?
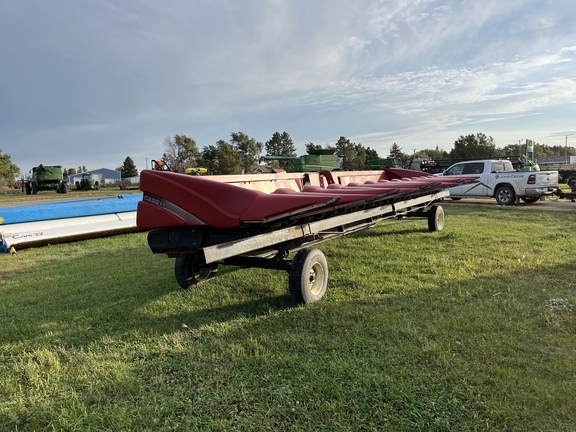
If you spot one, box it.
[437,159,559,205]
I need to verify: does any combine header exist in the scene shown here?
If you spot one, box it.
[137,168,477,303]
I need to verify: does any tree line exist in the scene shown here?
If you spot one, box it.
[157,131,576,175]
[158,132,383,174]
[1,132,575,187]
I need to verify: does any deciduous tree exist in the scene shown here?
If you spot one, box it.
[199,141,241,174]
[0,148,20,187]
[230,132,263,174]
[450,133,500,160]
[162,134,200,173]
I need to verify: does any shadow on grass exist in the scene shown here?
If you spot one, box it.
[0,242,297,349]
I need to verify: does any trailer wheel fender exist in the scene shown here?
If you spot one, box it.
[174,253,218,289]
[427,205,444,232]
[289,248,328,304]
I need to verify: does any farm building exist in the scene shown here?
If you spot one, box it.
[68,168,121,186]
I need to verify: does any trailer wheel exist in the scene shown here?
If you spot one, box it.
[289,248,328,304]
[427,205,444,232]
[495,185,515,205]
[174,253,218,289]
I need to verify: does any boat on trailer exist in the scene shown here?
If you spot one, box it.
[137,168,477,304]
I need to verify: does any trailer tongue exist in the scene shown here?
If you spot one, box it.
[137,168,477,304]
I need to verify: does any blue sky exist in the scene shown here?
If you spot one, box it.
[1,0,575,174]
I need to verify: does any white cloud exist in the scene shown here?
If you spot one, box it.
[1,0,575,171]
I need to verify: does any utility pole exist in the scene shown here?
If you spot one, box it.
[566,134,573,164]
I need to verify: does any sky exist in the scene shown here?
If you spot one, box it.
[1,0,576,175]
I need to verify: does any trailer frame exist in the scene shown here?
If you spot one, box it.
[147,190,449,304]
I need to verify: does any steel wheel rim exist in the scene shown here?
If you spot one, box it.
[308,262,325,296]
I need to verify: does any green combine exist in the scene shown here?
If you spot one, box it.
[260,149,342,172]
[23,164,68,195]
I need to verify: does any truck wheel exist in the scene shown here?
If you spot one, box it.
[61,182,68,194]
[95,181,100,190]
[495,185,515,205]
[25,182,32,195]
[32,182,38,195]
[174,253,218,289]
[520,196,539,204]
[76,181,81,191]
[427,205,445,232]
[289,248,328,304]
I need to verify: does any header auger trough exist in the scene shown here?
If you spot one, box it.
[137,168,477,304]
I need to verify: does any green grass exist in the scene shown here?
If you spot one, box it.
[1,205,575,431]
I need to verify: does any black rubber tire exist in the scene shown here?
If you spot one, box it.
[427,205,445,232]
[174,253,218,289]
[62,182,68,194]
[520,196,539,204]
[76,181,81,190]
[495,185,515,205]
[31,182,38,195]
[95,181,100,190]
[289,248,328,304]
[25,182,32,195]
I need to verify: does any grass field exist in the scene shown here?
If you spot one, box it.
[1,204,575,431]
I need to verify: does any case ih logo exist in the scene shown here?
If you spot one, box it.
[143,193,166,208]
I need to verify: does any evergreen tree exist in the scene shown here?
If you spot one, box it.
[121,156,138,178]
[265,132,297,157]
[365,147,379,163]
[305,142,323,153]
[332,137,372,170]
[388,143,410,167]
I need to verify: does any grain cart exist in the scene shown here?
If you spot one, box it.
[75,172,100,190]
[23,164,67,195]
